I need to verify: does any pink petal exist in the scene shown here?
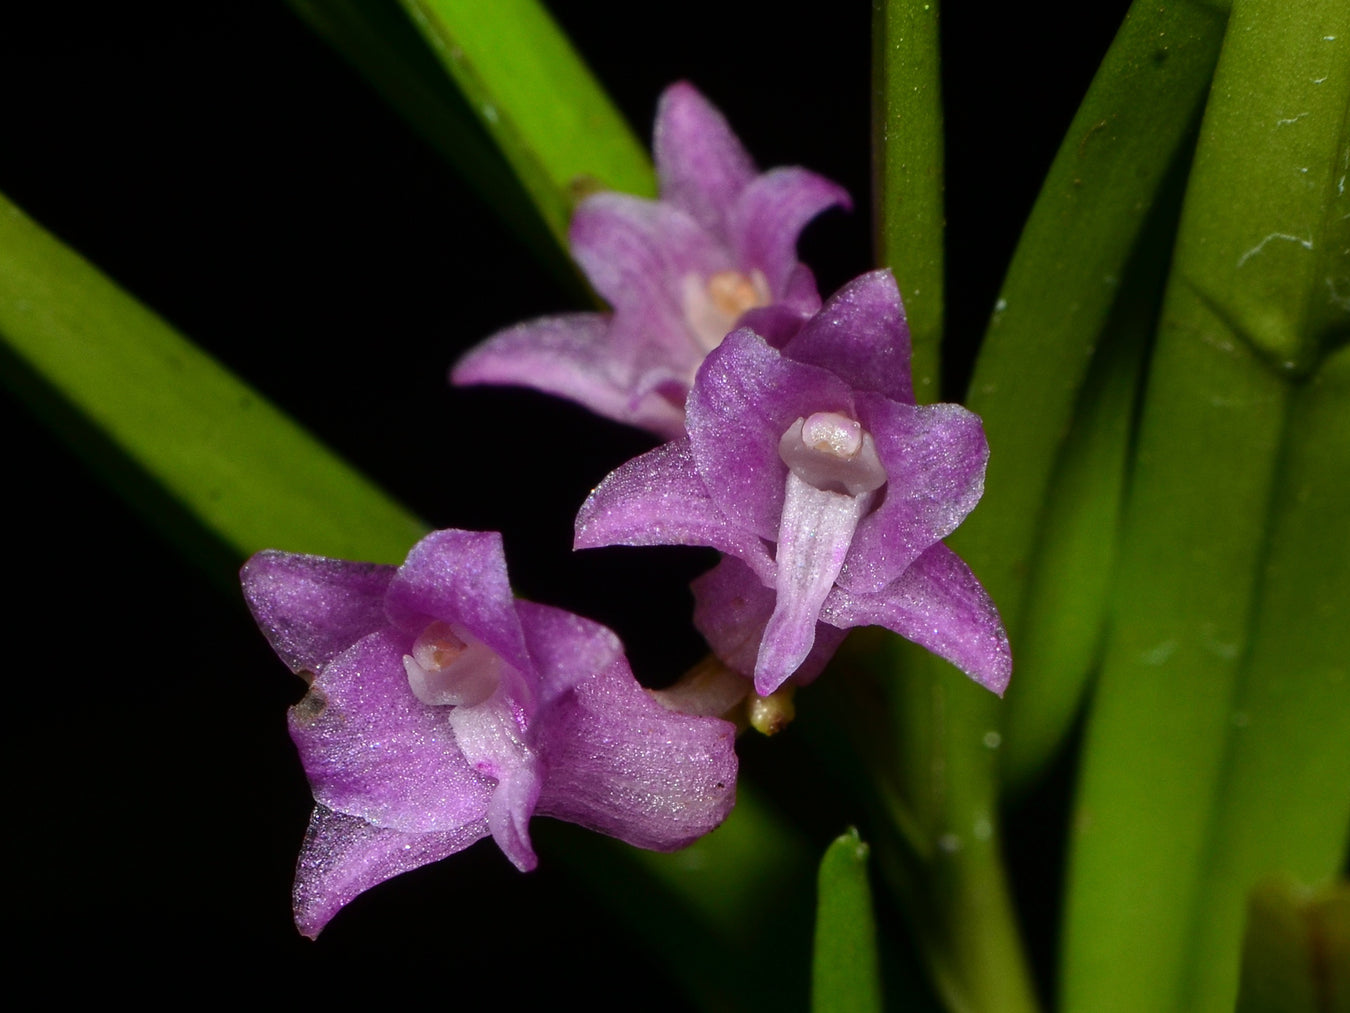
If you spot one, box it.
[574,438,775,580]
[292,804,489,938]
[241,551,395,676]
[730,166,851,296]
[289,629,494,833]
[451,313,686,439]
[839,395,989,592]
[653,81,757,239]
[823,543,1012,695]
[535,655,738,850]
[783,269,914,405]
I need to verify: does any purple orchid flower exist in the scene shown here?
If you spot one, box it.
[574,270,1011,698]
[452,81,851,440]
[242,528,737,938]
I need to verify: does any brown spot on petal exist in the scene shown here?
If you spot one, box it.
[292,687,328,727]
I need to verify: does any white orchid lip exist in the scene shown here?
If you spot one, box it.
[778,411,887,496]
[681,268,771,353]
[404,620,504,707]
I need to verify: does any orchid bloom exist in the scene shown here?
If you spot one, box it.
[242,529,737,937]
[452,81,851,440]
[575,270,1011,697]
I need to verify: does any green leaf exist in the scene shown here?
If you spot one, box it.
[1061,2,1350,1010]
[873,0,945,400]
[1235,878,1350,1013]
[870,4,1230,1007]
[396,0,655,248]
[0,192,429,572]
[813,829,883,1013]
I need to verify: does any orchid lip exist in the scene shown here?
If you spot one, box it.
[404,620,505,708]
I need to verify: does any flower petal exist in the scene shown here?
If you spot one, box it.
[535,654,737,850]
[840,395,989,592]
[290,629,494,833]
[730,166,851,296]
[574,438,775,580]
[292,804,489,939]
[241,551,395,676]
[451,313,687,439]
[687,329,856,540]
[823,543,1012,695]
[516,601,625,702]
[570,192,726,326]
[757,474,870,695]
[385,529,532,678]
[653,81,757,239]
[448,692,542,872]
[692,555,847,685]
[783,269,914,405]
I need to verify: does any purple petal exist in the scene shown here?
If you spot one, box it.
[757,475,870,695]
[574,438,776,581]
[570,192,727,326]
[839,396,989,592]
[692,556,846,685]
[823,543,1012,695]
[653,81,756,239]
[783,270,914,404]
[516,601,625,702]
[241,551,395,676]
[687,329,856,540]
[292,804,489,939]
[290,629,494,833]
[535,654,737,850]
[451,313,687,440]
[385,529,532,680]
[448,692,543,872]
[730,167,851,296]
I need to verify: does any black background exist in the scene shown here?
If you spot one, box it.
[3,1,1127,1005]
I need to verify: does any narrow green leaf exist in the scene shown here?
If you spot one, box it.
[871,5,1229,1007]
[1235,878,1350,1013]
[813,829,883,1013]
[396,0,655,248]
[1062,3,1350,1010]
[873,0,944,399]
[962,0,1227,629]
[0,192,428,571]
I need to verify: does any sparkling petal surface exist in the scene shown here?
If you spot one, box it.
[731,167,852,296]
[693,555,846,686]
[292,804,489,939]
[570,192,726,328]
[654,80,757,238]
[784,269,914,404]
[842,395,989,592]
[574,438,776,580]
[289,629,495,833]
[241,551,395,676]
[687,328,856,540]
[535,655,738,850]
[385,529,532,678]
[758,475,870,694]
[451,313,686,438]
[823,542,1012,695]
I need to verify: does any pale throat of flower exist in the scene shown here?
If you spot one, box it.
[756,412,887,689]
[681,268,771,355]
[403,620,507,708]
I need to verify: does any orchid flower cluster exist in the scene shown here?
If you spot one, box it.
[244,82,1010,937]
